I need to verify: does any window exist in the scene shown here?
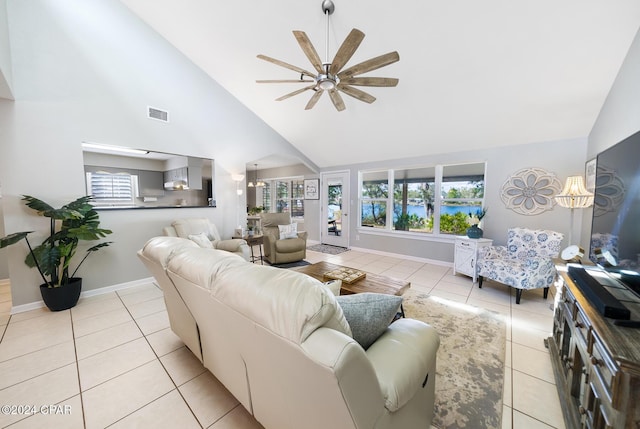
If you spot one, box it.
[361,171,389,229]
[86,171,137,206]
[393,167,435,233]
[260,177,305,218]
[439,164,484,235]
[359,162,485,236]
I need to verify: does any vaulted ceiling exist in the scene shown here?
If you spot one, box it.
[120,0,640,168]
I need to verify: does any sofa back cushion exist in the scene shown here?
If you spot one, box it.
[507,227,563,259]
[172,218,222,241]
[260,212,292,239]
[139,236,199,270]
[166,248,351,343]
[165,246,247,291]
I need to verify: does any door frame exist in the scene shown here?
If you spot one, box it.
[320,170,350,247]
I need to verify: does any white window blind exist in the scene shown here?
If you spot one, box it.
[87,172,136,205]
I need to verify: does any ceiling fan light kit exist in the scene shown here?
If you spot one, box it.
[257,0,399,111]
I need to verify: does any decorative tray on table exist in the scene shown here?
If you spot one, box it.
[323,267,366,284]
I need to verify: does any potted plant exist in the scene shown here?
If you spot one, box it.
[466,207,488,238]
[248,206,264,216]
[0,195,113,311]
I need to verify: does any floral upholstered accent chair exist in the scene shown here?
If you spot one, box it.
[476,227,564,304]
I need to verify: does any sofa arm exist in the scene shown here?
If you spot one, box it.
[215,238,247,253]
[522,257,557,287]
[365,318,440,412]
[297,230,308,241]
[162,226,178,237]
[262,232,277,257]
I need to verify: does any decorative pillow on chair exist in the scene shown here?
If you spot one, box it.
[188,232,214,249]
[335,293,403,349]
[278,223,298,240]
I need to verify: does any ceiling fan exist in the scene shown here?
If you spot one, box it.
[256,0,399,112]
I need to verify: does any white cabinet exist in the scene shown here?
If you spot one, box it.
[453,237,493,282]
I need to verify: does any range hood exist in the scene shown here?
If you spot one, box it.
[164,180,189,190]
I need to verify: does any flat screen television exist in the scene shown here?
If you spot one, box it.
[589,130,640,297]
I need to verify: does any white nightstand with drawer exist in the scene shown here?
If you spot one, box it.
[453,237,493,282]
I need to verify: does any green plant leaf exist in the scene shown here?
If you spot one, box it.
[87,242,112,252]
[0,231,32,248]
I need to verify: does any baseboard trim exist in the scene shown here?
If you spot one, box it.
[348,245,453,267]
[10,277,156,315]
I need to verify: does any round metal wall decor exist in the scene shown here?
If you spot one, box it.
[500,167,562,215]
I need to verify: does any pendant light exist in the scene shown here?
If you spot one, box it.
[248,164,265,188]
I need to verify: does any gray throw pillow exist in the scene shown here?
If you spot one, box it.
[336,293,402,349]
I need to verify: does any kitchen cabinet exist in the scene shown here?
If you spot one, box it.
[163,167,202,190]
[138,170,165,197]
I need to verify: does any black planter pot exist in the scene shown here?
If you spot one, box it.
[40,278,82,311]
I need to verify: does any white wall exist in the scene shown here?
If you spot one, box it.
[582,28,640,249]
[0,0,314,307]
[0,0,13,100]
[322,137,588,263]
[589,27,640,158]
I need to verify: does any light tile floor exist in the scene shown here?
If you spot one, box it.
[0,249,566,429]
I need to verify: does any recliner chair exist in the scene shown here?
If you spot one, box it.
[162,218,250,261]
[476,227,563,304]
[260,212,308,264]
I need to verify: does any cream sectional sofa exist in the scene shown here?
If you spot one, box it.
[138,236,440,429]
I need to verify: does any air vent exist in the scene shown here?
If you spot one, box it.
[147,106,169,122]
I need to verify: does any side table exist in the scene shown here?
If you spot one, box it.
[453,236,493,282]
[234,234,264,264]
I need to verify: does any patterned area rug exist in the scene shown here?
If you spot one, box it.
[307,244,350,255]
[403,289,506,429]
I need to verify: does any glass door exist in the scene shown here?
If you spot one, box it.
[321,171,349,248]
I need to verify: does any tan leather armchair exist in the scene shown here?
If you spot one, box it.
[260,212,307,264]
[163,218,250,261]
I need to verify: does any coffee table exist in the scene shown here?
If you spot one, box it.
[293,261,410,315]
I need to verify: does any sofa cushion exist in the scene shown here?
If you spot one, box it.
[167,247,248,291]
[336,293,402,349]
[209,263,352,343]
[140,236,199,268]
[172,218,212,239]
[278,223,298,239]
[188,232,214,248]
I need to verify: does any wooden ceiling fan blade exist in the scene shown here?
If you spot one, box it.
[329,28,365,75]
[305,90,323,110]
[256,79,315,83]
[257,54,316,79]
[293,31,324,74]
[328,89,346,111]
[338,85,376,104]
[275,85,315,101]
[338,51,400,78]
[339,77,399,87]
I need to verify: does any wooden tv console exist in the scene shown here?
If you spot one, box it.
[548,269,640,429]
